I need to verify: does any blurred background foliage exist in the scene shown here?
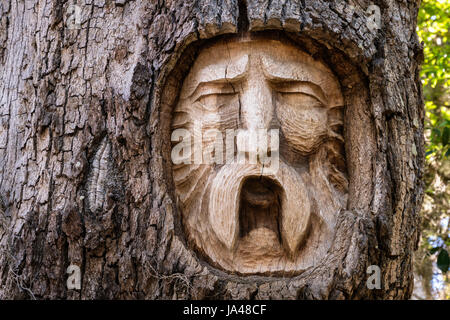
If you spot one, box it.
[413,0,449,300]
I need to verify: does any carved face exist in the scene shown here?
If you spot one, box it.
[171,37,347,275]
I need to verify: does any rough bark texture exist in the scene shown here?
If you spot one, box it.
[0,0,424,299]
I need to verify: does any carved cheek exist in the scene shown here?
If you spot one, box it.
[193,94,241,130]
[276,96,328,154]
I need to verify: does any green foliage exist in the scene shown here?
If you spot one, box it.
[415,0,450,300]
[418,0,450,160]
[418,0,450,87]
[437,249,450,273]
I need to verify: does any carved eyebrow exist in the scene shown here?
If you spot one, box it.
[190,78,242,102]
[261,55,343,107]
[180,54,249,100]
[268,79,328,106]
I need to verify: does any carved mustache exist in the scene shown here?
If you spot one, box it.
[208,161,311,256]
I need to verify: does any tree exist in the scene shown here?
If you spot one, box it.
[0,0,424,299]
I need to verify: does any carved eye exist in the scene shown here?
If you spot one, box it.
[195,92,237,112]
[272,81,326,109]
[277,92,324,110]
[193,81,238,113]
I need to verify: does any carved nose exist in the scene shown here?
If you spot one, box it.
[240,76,273,130]
[237,76,276,165]
[236,129,279,166]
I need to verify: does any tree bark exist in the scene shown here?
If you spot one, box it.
[0,0,424,299]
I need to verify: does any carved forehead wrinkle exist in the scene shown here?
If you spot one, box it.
[179,42,249,99]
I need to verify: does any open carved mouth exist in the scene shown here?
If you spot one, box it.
[239,176,283,248]
[208,162,312,264]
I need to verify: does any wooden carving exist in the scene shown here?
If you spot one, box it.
[171,36,347,275]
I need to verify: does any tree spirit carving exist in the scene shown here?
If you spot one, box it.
[0,0,424,300]
[171,36,347,275]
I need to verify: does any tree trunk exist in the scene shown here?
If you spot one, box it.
[0,0,424,299]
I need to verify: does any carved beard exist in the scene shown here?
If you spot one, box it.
[172,136,348,275]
